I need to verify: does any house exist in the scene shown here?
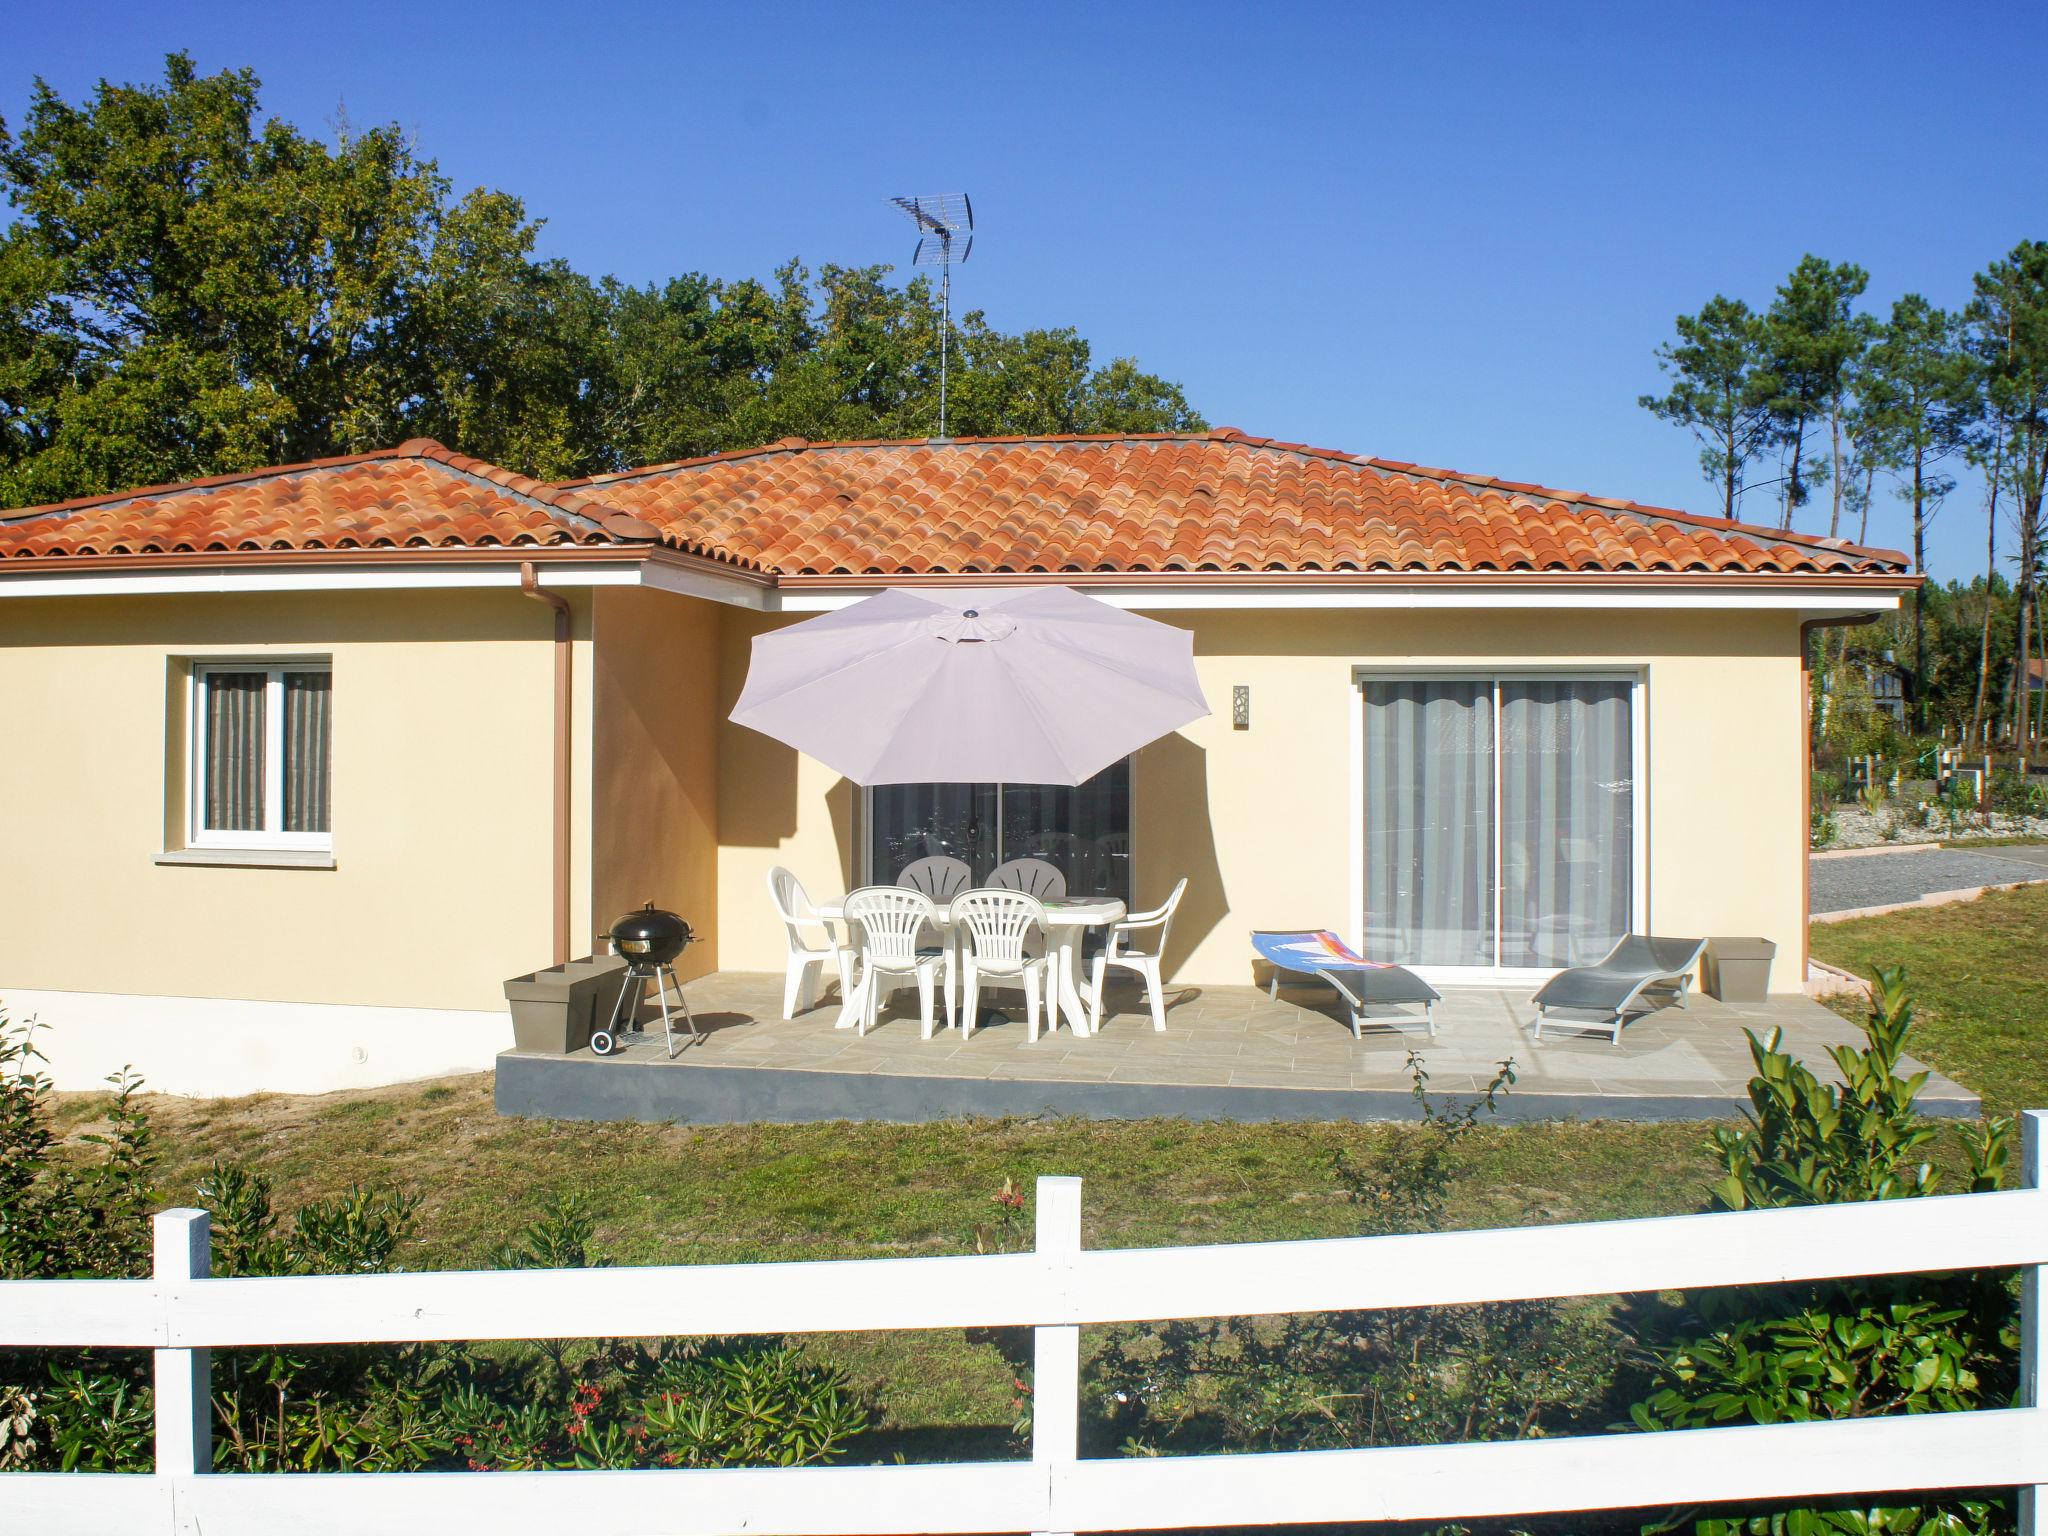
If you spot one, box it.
[0,431,1914,1094]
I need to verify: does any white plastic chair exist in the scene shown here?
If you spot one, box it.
[988,857,1067,900]
[897,856,972,900]
[1088,877,1188,1034]
[953,888,1050,1042]
[766,866,852,1020]
[844,886,955,1039]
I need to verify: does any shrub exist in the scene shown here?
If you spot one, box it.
[1629,969,2016,1536]
[1088,1056,1620,1456]
[0,1012,155,1281]
[0,1013,872,1475]
[1810,807,1839,849]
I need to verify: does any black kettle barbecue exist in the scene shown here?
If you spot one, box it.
[592,903,698,1058]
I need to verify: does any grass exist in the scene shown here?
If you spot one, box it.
[1810,881,2048,1116]
[38,881,2048,1438]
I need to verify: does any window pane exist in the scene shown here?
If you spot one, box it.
[869,783,999,884]
[283,671,332,834]
[1362,681,1495,966]
[203,672,267,832]
[867,761,1132,899]
[1499,681,1632,967]
[999,762,1131,900]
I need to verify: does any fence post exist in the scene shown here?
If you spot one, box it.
[153,1209,212,1482]
[1033,1176,1083,1536]
[2024,1114,2047,1536]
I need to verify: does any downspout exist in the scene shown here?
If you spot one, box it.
[521,562,573,967]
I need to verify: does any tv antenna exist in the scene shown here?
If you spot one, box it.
[888,193,973,439]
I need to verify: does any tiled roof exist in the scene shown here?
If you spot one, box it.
[568,431,1909,577]
[0,430,1910,577]
[0,441,660,560]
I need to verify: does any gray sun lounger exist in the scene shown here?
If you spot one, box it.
[1251,930,1439,1038]
[1530,935,1707,1044]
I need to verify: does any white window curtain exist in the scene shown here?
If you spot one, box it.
[1362,681,1495,966]
[1363,676,1634,970]
[203,671,267,832]
[283,671,332,834]
[1499,681,1633,967]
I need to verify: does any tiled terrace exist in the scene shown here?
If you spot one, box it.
[494,970,1976,1125]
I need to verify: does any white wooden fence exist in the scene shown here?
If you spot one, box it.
[8,1113,2048,1536]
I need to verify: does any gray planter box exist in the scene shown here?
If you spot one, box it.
[1704,937,1777,1003]
[504,955,630,1054]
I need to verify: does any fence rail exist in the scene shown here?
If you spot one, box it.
[7,1115,2048,1536]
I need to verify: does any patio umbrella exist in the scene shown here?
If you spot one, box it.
[729,585,1209,785]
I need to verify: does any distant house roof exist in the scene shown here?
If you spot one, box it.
[0,430,1911,581]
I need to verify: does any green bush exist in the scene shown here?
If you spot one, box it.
[1088,1056,1621,1456]
[0,1010,871,1475]
[1629,970,2017,1536]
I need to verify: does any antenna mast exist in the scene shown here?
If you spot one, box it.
[888,193,974,439]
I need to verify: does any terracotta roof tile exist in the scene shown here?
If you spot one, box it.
[0,431,1912,578]
[572,433,1906,576]
[0,442,662,562]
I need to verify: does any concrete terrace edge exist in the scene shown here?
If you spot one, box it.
[492,1052,1980,1126]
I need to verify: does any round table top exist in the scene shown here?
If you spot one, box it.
[815,893,1125,925]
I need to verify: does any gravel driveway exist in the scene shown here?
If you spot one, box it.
[1811,845,2048,915]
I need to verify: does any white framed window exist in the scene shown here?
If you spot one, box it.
[189,660,332,851]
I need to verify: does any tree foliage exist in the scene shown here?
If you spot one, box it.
[0,54,1201,505]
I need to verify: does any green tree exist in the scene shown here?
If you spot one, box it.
[1640,296,1776,522]
[1970,241,2048,750]
[1758,256,1873,533]
[0,56,1203,504]
[1862,296,1976,729]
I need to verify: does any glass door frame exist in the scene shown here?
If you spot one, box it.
[1349,666,1648,986]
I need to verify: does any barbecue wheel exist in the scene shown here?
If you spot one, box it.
[589,1029,618,1057]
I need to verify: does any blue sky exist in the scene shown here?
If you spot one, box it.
[8,0,2045,578]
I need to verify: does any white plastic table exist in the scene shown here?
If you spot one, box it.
[814,895,1126,1038]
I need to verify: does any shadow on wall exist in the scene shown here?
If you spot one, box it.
[716,616,798,849]
[1136,732,1227,980]
[825,776,858,890]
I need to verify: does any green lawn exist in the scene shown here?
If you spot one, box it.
[42,881,2047,1439]
[1810,881,2048,1116]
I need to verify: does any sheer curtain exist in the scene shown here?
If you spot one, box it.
[203,671,266,832]
[1362,681,1494,965]
[1499,681,1633,966]
[283,671,332,834]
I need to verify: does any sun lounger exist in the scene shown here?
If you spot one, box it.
[1529,935,1707,1044]
[1250,930,1439,1038]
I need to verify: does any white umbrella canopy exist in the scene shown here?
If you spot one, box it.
[729,586,1209,786]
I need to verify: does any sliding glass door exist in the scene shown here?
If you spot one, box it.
[865,760,1131,899]
[1362,677,1635,971]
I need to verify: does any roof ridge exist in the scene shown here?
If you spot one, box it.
[0,440,662,544]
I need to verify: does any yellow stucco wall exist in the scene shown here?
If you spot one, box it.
[590,586,722,980]
[708,605,1807,994]
[0,586,592,1014]
[713,610,861,969]
[1,587,1809,1047]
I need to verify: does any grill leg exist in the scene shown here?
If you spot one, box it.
[658,964,698,1060]
[595,974,643,1056]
